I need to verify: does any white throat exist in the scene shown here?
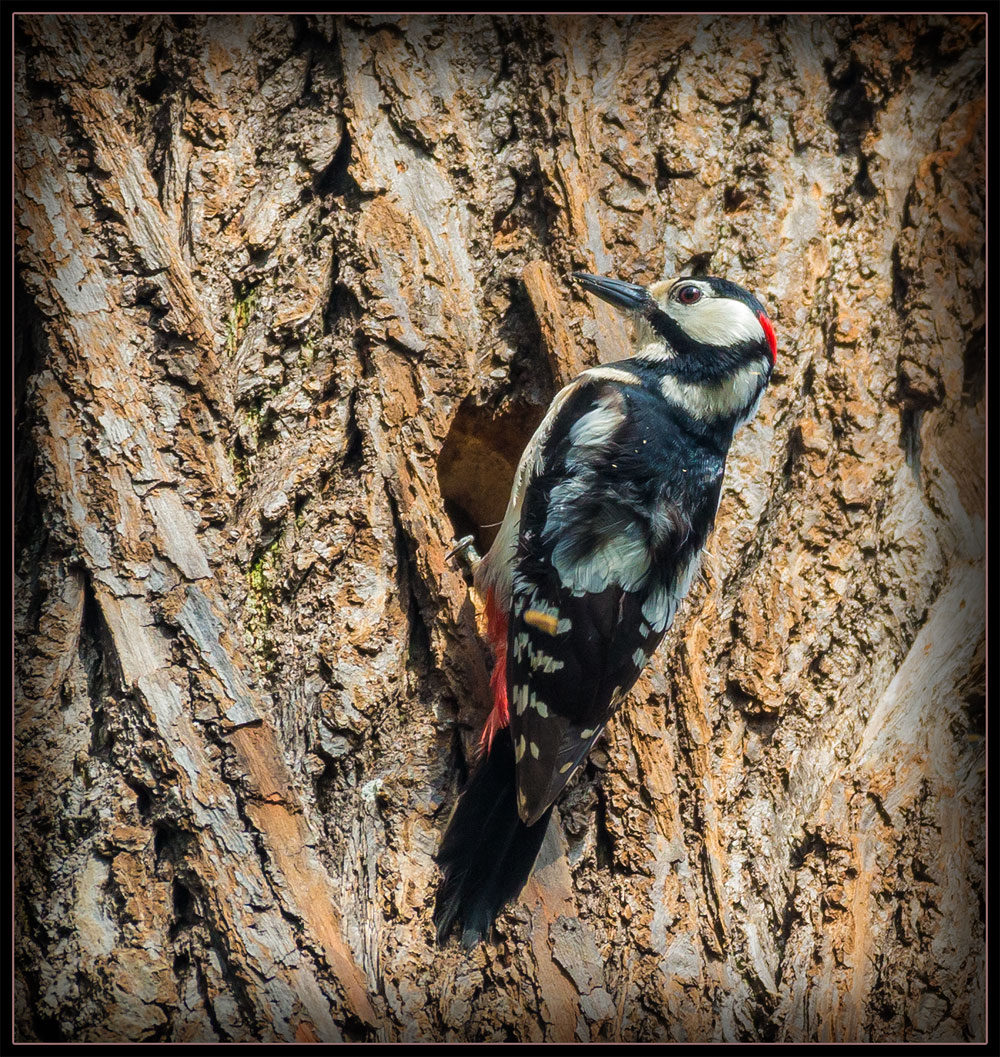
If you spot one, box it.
[658,361,768,426]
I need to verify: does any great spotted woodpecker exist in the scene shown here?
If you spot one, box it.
[434,270,777,945]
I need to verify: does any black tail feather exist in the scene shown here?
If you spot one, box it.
[434,731,553,946]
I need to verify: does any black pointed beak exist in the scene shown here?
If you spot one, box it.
[571,272,650,312]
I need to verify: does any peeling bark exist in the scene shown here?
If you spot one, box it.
[15,13,984,1043]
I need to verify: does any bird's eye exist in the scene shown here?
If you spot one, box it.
[677,285,702,305]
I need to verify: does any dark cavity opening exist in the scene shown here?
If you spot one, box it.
[436,396,545,556]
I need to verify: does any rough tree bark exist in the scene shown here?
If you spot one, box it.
[14,13,985,1044]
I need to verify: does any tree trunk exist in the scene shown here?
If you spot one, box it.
[14,13,985,1044]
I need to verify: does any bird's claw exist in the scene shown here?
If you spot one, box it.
[446,534,481,571]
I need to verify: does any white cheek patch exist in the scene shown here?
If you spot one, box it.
[659,361,768,424]
[666,295,764,349]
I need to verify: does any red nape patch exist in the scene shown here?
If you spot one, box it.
[759,311,777,366]
[479,587,509,753]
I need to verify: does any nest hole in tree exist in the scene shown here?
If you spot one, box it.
[436,396,545,556]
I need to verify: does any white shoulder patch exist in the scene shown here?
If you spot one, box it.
[476,376,589,608]
[551,517,651,595]
[567,387,626,465]
[581,366,642,387]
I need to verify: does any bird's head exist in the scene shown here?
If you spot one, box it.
[573,271,776,380]
[572,271,776,429]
